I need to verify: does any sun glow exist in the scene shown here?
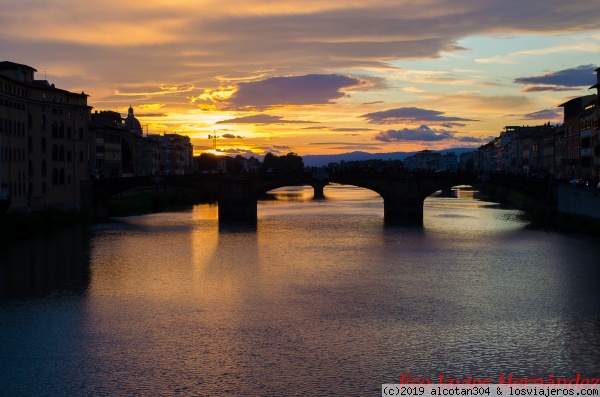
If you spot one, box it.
[8,0,596,158]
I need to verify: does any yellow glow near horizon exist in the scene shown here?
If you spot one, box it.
[13,1,594,158]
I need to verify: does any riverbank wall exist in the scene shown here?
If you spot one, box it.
[557,184,600,220]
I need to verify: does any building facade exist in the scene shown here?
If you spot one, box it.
[90,111,194,178]
[589,67,600,181]
[1,61,90,212]
[403,150,441,171]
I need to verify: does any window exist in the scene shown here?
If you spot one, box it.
[582,137,591,148]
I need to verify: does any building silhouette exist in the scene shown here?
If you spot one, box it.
[1,61,194,213]
[0,61,90,211]
[468,68,599,181]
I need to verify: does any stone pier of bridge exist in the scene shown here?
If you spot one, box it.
[217,175,329,221]
[83,172,504,224]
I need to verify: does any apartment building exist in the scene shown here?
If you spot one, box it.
[403,150,441,171]
[0,61,90,212]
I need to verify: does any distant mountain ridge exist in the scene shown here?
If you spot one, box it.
[301,148,477,167]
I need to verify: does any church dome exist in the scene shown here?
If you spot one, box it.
[124,105,142,134]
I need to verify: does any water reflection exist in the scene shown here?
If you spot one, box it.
[263,185,314,202]
[2,185,600,396]
[0,225,91,299]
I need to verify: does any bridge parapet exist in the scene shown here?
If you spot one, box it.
[82,171,557,224]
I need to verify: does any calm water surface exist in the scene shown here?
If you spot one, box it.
[1,185,600,396]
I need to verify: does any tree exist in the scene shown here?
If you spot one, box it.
[283,152,304,171]
[196,152,220,171]
[260,152,304,172]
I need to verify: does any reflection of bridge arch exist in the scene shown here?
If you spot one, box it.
[81,172,557,224]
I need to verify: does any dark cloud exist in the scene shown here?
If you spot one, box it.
[515,65,597,88]
[255,145,292,155]
[219,147,249,155]
[361,107,477,126]
[373,125,488,143]
[222,133,243,139]
[520,86,577,93]
[309,142,356,145]
[4,1,600,99]
[521,109,563,120]
[301,126,373,132]
[138,113,168,117]
[216,114,313,124]
[220,74,362,110]
[309,144,384,151]
[4,0,600,150]
[187,2,600,74]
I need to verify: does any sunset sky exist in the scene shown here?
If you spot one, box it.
[2,0,599,157]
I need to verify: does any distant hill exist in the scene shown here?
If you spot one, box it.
[301,148,477,167]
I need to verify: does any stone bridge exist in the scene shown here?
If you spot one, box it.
[81,171,557,223]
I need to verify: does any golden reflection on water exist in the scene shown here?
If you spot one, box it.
[266,183,383,202]
[4,184,600,396]
[87,184,534,386]
[256,184,387,282]
[266,185,314,201]
[90,213,202,300]
[192,202,219,219]
[424,186,526,235]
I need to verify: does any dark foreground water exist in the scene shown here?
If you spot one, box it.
[1,185,600,396]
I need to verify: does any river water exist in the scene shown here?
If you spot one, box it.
[1,185,600,396]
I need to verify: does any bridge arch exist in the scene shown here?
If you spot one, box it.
[81,175,222,219]
[82,172,557,224]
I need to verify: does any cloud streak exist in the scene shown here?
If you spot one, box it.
[2,0,599,156]
[515,65,597,88]
[373,125,489,144]
[361,107,477,127]
[216,114,314,124]
[211,74,363,111]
